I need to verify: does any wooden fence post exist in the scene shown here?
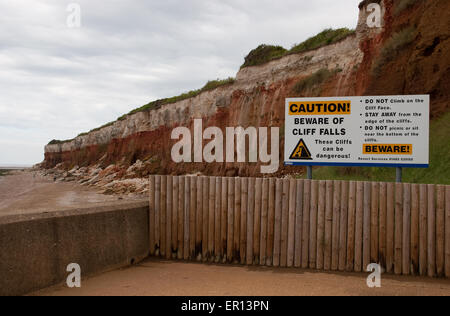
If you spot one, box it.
[161,175,167,258]
[370,182,379,264]
[339,181,348,271]
[363,182,371,272]
[221,177,228,263]
[402,183,411,275]
[189,177,197,259]
[280,179,290,267]
[428,184,436,277]
[183,176,190,260]
[247,178,255,265]
[294,179,304,268]
[149,175,156,256]
[331,180,341,271]
[253,178,262,264]
[240,178,248,265]
[172,176,179,259]
[324,180,333,270]
[346,181,356,272]
[260,178,269,266]
[234,178,241,264]
[354,182,364,272]
[201,177,208,262]
[419,184,427,276]
[379,182,387,269]
[386,182,395,273]
[155,175,161,256]
[214,177,222,262]
[178,176,184,260]
[273,179,282,267]
[208,177,215,262]
[436,185,445,277]
[394,183,403,275]
[301,180,311,269]
[445,186,450,278]
[287,179,297,267]
[309,180,319,269]
[266,178,276,266]
[410,184,419,274]
[166,176,173,260]
[195,176,202,260]
[316,181,326,270]
[227,177,235,263]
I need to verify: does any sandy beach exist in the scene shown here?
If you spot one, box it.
[0,170,144,217]
[33,258,450,296]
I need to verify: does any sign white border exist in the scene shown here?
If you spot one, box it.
[284,95,430,168]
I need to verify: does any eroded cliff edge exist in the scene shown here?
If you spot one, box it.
[41,0,450,194]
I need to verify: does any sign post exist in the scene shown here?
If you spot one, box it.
[307,165,313,180]
[396,167,403,183]
[284,95,430,179]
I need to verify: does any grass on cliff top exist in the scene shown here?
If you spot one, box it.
[118,77,236,120]
[240,45,288,68]
[289,28,355,55]
[49,28,355,145]
[241,28,355,69]
[48,78,236,145]
[305,111,450,185]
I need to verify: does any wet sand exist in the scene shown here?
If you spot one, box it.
[34,258,450,296]
[0,171,143,217]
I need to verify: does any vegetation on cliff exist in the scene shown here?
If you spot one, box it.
[0,170,11,177]
[311,111,450,185]
[241,28,355,69]
[240,45,288,68]
[292,68,342,95]
[48,28,356,145]
[289,28,355,55]
[372,26,417,76]
[48,78,235,145]
[121,28,355,123]
[119,77,236,120]
[394,0,421,15]
[46,0,449,186]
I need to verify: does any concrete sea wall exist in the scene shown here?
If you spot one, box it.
[0,201,149,296]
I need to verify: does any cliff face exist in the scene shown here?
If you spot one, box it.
[43,0,449,182]
[362,0,450,118]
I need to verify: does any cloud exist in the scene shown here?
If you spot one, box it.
[0,0,361,165]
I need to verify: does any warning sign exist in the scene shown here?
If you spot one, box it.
[284,96,429,168]
[290,139,313,160]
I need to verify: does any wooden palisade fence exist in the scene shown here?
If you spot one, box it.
[149,175,450,278]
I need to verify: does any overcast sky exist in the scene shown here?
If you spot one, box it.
[0,0,361,166]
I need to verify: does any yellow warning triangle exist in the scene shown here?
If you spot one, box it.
[289,139,313,160]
